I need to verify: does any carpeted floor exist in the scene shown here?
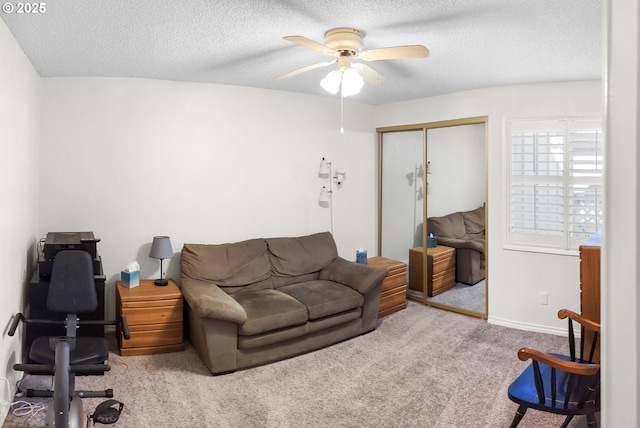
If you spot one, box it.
[407,280,486,314]
[426,280,486,314]
[2,302,597,428]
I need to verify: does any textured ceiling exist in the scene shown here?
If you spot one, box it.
[1,0,601,105]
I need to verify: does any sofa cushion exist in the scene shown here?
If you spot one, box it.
[233,289,308,336]
[461,207,485,240]
[267,232,338,285]
[470,205,486,228]
[307,308,362,334]
[181,239,271,289]
[428,212,468,240]
[278,280,364,320]
[237,323,309,350]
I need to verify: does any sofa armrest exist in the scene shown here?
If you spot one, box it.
[181,277,247,324]
[436,237,485,253]
[319,257,388,294]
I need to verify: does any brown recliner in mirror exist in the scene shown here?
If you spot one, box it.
[426,206,485,285]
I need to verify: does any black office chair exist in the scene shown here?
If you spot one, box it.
[9,250,129,427]
[507,309,600,428]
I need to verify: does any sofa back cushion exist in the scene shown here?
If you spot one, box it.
[427,212,468,240]
[267,232,338,288]
[462,206,485,240]
[181,239,272,292]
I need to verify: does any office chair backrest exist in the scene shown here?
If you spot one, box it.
[47,250,97,313]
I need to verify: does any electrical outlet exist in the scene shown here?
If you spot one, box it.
[540,292,548,305]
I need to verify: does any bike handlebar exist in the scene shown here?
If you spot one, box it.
[8,313,25,336]
[120,315,130,340]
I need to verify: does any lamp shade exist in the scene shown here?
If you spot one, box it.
[319,157,331,176]
[320,70,341,94]
[341,68,364,97]
[319,186,331,202]
[149,236,173,260]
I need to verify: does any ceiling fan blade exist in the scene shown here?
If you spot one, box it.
[276,60,336,80]
[359,45,430,61]
[283,35,337,56]
[352,63,386,86]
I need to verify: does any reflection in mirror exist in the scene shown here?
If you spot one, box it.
[380,130,425,262]
[422,124,486,316]
[378,117,487,319]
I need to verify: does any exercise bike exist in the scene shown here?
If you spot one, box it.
[9,250,130,427]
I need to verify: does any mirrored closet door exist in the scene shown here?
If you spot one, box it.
[377,117,488,318]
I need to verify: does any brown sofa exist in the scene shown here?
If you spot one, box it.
[180,232,387,375]
[427,206,486,285]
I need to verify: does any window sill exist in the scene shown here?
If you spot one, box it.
[503,244,579,257]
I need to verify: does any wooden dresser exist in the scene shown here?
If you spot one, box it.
[367,256,407,318]
[409,246,456,297]
[579,231,601,361]
[116,279,184,356]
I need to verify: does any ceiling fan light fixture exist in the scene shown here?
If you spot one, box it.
[341,68,364,97]
[281,27,429,98]
[320,70,342,94]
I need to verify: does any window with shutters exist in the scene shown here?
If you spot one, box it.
[507,118,603,251]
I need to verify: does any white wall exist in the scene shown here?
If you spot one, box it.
[427,123,486,217]
[603,0,640,425]
[0,19,41,421]
[39,78,378,317]
[374,80,603,334]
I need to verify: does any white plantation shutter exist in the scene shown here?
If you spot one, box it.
[507,118,603,250]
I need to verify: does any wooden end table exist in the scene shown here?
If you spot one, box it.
[409,246,456,297]
[367,256,407,318]
[116,278,184,356]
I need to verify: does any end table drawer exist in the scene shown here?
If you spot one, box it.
[428,267,456,296]
[432,255,455,275]
[379,287,406,312]
[382,271,406,292]
[122,301,182,326]
[122,324,183,349]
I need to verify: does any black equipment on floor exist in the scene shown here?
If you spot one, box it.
[27,232,106,356]
[9,250,130,427]
[39,232,101,278]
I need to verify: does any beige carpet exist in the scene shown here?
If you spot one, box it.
[423,280,486,314]
[3,302,597,428]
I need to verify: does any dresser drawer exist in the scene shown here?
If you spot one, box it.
[432,254,455,275]
[122,323,183,348]
[428,267,456,296]
[382,270,406,292]
[121,300,182,326]
[119,324,184,356]
[380,286,407,312]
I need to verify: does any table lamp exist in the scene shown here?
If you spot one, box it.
[149,236,173,286]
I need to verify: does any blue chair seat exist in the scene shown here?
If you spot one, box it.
[508,353,599,415]
[506,309,600,428]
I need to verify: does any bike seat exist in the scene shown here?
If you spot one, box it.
[29,336,109,365]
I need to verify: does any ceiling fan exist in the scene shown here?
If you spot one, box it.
[277,28,429,96]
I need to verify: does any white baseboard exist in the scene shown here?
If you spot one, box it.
[488,316,568,337]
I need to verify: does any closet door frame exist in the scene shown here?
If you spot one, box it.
[377,116,488,318]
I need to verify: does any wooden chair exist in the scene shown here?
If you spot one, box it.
[507,309,600,428]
